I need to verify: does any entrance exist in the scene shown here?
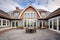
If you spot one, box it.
[23,19,37,27]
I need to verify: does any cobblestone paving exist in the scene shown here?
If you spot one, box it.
[0,29,60,40]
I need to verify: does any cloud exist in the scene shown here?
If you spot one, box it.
[0,0,60,12]
[46,0,60,12]
[0,0,22,12]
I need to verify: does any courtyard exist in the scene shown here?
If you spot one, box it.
[0,29,60,40]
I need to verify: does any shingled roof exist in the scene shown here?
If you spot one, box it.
[0,10,11,19]
[46,8,60,19]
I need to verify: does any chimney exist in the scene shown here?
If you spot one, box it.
[16,7,19,10]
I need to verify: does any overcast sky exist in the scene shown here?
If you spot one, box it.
[0,0,60,12]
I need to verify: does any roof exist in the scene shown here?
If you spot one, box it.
[0,10,11,19]
[0,6,60,20]
[18,5,41,18]
[46,8,60,19]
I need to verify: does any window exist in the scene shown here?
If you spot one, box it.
[50,20,52,28]
[3,20,6,25]
[59,19,60,31]
[16,22,18,27]
[43,21,45,27]
[24,12,36,18]
[34,20,36,27]
[40,21,42,27]
[24,20,26,27]
[41,13,46,17]
[7,21,9,25]
[12,22,15,27]
[0,20,1,26]
[53,19,57,30]
[14,12,19,17]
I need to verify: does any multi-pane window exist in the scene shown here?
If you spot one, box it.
[3,20,6,25]
[7,21,9,25]
[50,20,52,28]
[12,22,14,27]
[43,21,45,27]
[53,19,57,30]
[14,12,19,18]
[40,21,42,27]
[24,12,36,18]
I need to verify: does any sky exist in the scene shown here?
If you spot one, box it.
[0,0,60,12]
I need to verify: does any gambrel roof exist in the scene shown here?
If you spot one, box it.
[0,5,60,20]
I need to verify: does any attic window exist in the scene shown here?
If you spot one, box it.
[14,12,19,17]
[41,13,46,17]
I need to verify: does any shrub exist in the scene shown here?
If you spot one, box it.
[17,26,24,29]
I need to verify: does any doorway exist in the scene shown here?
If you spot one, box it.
[24,19,37,27]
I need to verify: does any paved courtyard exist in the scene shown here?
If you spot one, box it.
[0,29,60,40]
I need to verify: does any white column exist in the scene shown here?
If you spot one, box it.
[49,20,50,29]
[1,19,3,27]
[11,21,12,27]
[42,21,43,28]
[6,20,7,26]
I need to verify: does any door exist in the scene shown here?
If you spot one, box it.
[40,21,42,28]
[12,22,15,27]
[24,19,36,27]
[12,21,18,27]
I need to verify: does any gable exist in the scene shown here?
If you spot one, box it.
[19,5,41,19]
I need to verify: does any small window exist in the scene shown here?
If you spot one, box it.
[14,12,19,18]
[3,20,6,25]
[7,21,9,25]
[43,21,45,27]
[12,22,15,27]
[53,19,57,30]
[16,22,18,27]
[50,20,52,28]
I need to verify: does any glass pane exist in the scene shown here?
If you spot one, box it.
[12,22,14,27]
[43,21,45,27]
[24,12,36,18]
[16,22,18,27]
[53,19,57,30]
[3,20,6,25]
[50,20,52,28]
[40,21,42,27]
[7,21,9,25]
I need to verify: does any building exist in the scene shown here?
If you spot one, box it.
[0,5,60,33]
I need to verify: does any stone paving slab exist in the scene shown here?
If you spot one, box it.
[0,29,60,40]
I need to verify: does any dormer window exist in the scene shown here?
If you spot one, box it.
[41,13,46,17]
[14,12,19,18]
